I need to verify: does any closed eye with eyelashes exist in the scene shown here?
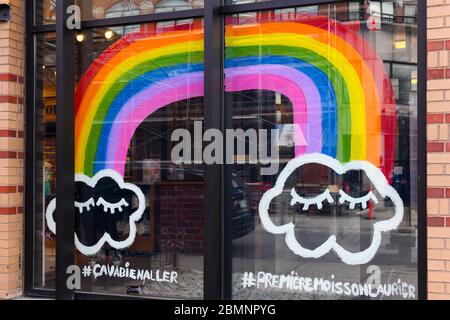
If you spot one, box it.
[75,198,95,213]
[338,190,378,209]
[96,197,129,214]
[290,188,334,211]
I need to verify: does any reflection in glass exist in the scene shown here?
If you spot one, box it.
[35,0,56,25]
[36,0,204,24]
[34,32,57,289]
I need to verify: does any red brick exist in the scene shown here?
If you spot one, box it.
[429,217,445,227]
[0,186,16,193]
[0,130,16,138]
[447,218,450,228]
[447,142,450,152]
[447,68,450,79]
[0,152,16,159]
[429,40,444,51]
[0,74,17,82]
[0,208,16,215]
[0,96,17,104]
[446,40,450,50]
[17,131,23,138]
[447,189,450,198]
[428,188,445,198]
[428,114,445,123]
[17,186,23,193]
[17,76,23,84]
[428,69,445,80]
[16,152,23,159]
[428,142,445,152]
[446,114,450,123]
[0,152,17,159]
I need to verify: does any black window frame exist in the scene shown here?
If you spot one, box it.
[24,0,428,300]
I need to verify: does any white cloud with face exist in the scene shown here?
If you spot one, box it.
[46,169,146,256]
[258,153,404,265]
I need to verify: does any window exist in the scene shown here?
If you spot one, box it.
[27,0,425,300]
[73,20,204,299]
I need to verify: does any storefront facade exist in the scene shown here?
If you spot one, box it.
[1,0,447,300]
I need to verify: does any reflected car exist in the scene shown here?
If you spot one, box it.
[134,163,255,240]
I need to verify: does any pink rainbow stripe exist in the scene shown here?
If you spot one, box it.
[226,65,322,154]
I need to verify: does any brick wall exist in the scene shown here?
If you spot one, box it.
[158,183,204,255]
[427,0,450,300]
[0,0,24,299]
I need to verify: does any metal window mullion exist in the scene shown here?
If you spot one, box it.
[204,0,224,300]
[30,24,56,33]
[417,0,427,301]
[220,0,340,14]
[24,0,36,296]
[55,0,75,300]
[31,9,204,33]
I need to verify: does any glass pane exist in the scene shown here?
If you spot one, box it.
[35,0,56,25]
[75,20,204,299]
[34,32,56,289]
[225,1,419,300]
[80,0,204,21]
[42,19,205,298]
[35,0,204,24]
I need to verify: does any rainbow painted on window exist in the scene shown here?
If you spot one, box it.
[74,17,396,180]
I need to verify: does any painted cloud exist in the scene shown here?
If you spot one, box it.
[258,153,404,265]
[46,169,146,256]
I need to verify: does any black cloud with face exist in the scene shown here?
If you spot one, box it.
[46,169,146,255]
[72,178,136,247]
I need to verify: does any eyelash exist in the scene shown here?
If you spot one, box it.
[96,197,129,214]
[338,190,378,209]
[75,198,95,214]
[290,188,334,211]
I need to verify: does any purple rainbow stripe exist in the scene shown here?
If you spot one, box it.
[106,66,323,174]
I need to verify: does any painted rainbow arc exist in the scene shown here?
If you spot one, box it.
[75,18,396,180]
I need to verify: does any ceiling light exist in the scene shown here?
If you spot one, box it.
[76,33,85,42]
[105,30,114,40]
